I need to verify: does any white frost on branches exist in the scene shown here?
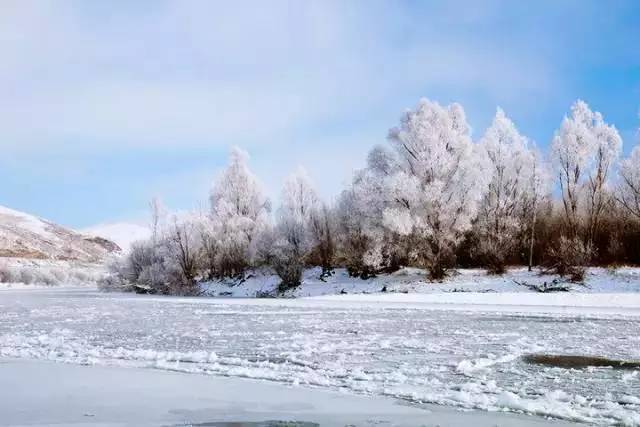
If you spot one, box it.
[617,145,640,220]
[209,147,271,277]
[272,168,319,287]
[380,98,489,277]
[475,108,539,270]
[105,97,640,293]
[279,167,318,229]
[276,167,318,255]
[551,100,622,239]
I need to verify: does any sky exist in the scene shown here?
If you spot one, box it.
[0,0,638,229]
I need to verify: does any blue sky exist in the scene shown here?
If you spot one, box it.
[0,0,638,228]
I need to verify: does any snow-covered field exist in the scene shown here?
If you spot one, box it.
[1,287,639,425]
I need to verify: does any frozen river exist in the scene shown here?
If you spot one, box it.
[0,288,639,425]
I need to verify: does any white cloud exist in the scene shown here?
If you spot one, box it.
[0,1,557,152]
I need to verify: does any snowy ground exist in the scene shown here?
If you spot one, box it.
[1,288,639,425]
[0,358,576,427]
[200,267,640,297]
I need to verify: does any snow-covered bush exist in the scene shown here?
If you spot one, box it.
[101,214,203,295]
[545,235,595,282]
[270,237,305,291]
[0,262,104,287]
[99,239,166,292]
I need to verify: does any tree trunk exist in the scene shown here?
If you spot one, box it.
[528,203,537,272]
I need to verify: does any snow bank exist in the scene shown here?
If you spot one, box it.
[309,292,640,317]
[200,266,640,299]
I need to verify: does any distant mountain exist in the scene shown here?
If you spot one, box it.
[0,205,120,262]
[82,222,150,253]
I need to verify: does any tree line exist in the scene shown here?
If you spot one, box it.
[102,98,640,294]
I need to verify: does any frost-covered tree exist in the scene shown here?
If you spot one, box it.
[336,145,404,278]
[197,215,219,280]
[336,185,375,277]
[617,145,640,221]
[381,98,489,279]
[308,202,336,277]
[521,147,552,271]
[209,147,271,277]
[109,210,203,295]
[551,100,622,241]
[584,116,622,244]
[476,108,536,273]
[149,197,166,246]
[147,196,167,287]
[164,214,201,294]
[272,168,318,289]
[103,101,640,293]
[279,167,318,225]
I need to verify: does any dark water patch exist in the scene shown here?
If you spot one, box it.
[523,354,640,369]
[477,315,584,324]
[476,314,634,324]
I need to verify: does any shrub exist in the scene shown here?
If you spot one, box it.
[271,238,304,292]
[545,235,595,282]
[0,263,104,287]
[475,239,508,275]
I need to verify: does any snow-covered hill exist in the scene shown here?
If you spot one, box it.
[0,205,120,262]
[82,222,150,252]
